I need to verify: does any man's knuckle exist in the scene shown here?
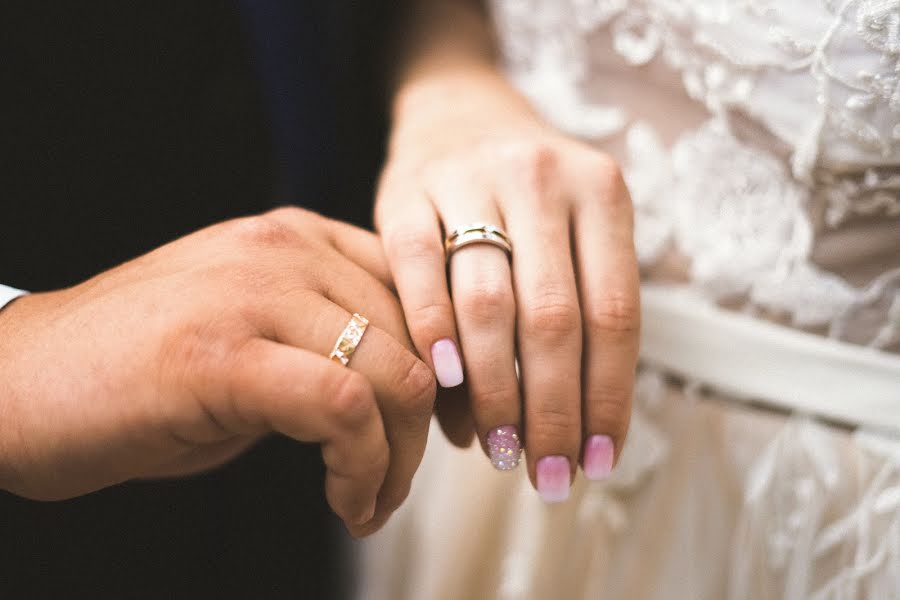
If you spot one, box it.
[230,215,298,248]
[265,205,310,223]
[329,372,375,431]
[396,360,437,420]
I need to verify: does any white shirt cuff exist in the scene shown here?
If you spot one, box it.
[0,284,28,312]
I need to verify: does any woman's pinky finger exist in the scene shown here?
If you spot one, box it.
[377,196,464,389]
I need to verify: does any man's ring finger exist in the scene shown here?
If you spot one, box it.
[329,313,370,366]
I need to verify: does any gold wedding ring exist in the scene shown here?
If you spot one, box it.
[444,223,513,263]
[329,313,369,366]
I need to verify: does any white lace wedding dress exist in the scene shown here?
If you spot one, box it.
[361,2,900,598]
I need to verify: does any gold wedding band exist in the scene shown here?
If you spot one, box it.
[444,223,513,263]
[329,313,369,366]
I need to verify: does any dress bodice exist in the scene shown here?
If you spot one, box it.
[490,0,900,351]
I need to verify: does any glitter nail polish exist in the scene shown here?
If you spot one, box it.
[487,425,522,471]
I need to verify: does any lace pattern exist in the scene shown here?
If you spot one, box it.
[491,0,900,342]
[728,415,900,599]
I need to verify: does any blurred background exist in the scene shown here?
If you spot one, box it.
[1,2,403,598]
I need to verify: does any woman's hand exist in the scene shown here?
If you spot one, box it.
[0,207,435,536]
[376,68,640,502]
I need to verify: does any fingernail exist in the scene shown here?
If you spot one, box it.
[536,455,571,503]
[583,435,614,481]
[487,425,522,471]
[431,338,464,388]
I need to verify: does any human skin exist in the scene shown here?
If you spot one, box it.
[378,0,639,500]
[0,207,436,536]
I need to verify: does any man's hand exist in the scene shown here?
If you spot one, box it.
[0,207,435,536]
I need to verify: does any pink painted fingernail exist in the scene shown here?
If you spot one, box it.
[487,426,522,471]
[431,338,464,388]
[536,455,571,503]
[583,435,614,481]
